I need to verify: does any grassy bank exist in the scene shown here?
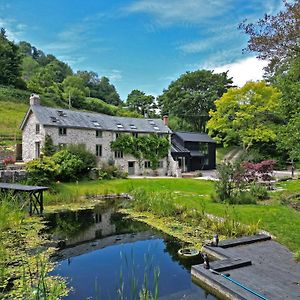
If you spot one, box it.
[45,178,300,252]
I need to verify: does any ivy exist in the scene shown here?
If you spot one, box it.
[110,134,170,169]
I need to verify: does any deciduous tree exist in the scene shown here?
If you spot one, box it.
[207,81,281,150]
[158,70,233,132]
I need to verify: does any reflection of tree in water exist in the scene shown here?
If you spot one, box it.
[47,209,95,239]
[111,212,151,234]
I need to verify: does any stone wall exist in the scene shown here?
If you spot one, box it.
[22,112,46,161]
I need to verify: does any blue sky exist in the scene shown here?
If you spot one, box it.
[0,0,283,100]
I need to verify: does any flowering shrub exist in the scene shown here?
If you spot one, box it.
[3,156,16,166]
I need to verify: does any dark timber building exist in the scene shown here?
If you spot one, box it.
[171,131,216,172]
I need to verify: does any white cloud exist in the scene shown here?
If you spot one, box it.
[213,57,268,86]
[0,17,27,41]
[126,0,235,25]
[107,69,123,82]
[126,0,282,26]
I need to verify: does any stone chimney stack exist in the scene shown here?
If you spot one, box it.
[163,115,169,126]
[30,94,40,106]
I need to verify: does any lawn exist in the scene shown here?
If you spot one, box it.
[45,178,300,252]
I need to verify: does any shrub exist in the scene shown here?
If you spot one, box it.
[67,144,96,173]
[26,157,58,186]
[42,134,57,156]
[249,183,268,200]
[53,150,84,181]
[96,163,128,180]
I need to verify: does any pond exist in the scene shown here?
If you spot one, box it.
[45,201,217,299]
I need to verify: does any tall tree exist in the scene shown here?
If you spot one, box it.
[126,89,156,117]
[62,75,89,108]
[158,70,233,132]
[207,81,281,150]
[0,28,24,87]
[239,0,300,75]
[96,76,121,106]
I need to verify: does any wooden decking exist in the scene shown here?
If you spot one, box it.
[192,234,300,300]
[0,183,48,215]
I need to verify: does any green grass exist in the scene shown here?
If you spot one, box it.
[0,101,28,136]
[45,178,300,252]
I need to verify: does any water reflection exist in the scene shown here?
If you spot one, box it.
[46,202,216,300]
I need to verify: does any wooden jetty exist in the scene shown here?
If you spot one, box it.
[0,183,48,215]
[192,234,300,300]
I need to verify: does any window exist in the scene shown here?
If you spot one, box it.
[153,126,160,131]
[130,124,137,130]
[92,121,101,128]
[116,123,124,129]
[96,144,102,157]
[159,161,164,168]
[148,120,155,125]
[59,127,67,136]
[35,142,40,158]
[116,133,122,139]
[132,132,138,138]
[36,124,40,134]
[144,161,151,169]
[114,151,123,158]
[199,143,208,155]
[96,130,102,138]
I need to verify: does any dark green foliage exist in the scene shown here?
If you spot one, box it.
[0,28,24,88]
[53,150,85,182]
[26,157,59,186]
[67,144,96,174]
[42,134,57,156]
[126,89,156,117]
[158,70,233,131]
[111,134,170,169]
[95,76,121,106]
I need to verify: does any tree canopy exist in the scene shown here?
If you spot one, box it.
[207,81,281,150]
[158,70,233,132]
[0,28,24,87]
[126,89,156,117]
[240,0,300,73]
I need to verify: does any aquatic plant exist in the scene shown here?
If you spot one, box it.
[0,193,68,299]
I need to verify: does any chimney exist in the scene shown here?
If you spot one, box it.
[30,94,40,106]
[163,115,169,126]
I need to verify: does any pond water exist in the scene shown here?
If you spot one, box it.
[45,201,217,299]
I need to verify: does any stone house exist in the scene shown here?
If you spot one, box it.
[20,95,175,176]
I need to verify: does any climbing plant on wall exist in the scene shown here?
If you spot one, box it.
[110,134,170,169]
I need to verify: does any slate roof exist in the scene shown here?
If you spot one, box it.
[174,131,216,143]
[20,105,171,134]
[171,138,190,154]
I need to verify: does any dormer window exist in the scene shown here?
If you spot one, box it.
[57,110,67,117]
[50,116,59,123]
[153,126,159,131]
[148,120,155,125]
[116,123,124,129]
[59,127,67,136]
[92,121,101,128]
[130,124,137,130]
